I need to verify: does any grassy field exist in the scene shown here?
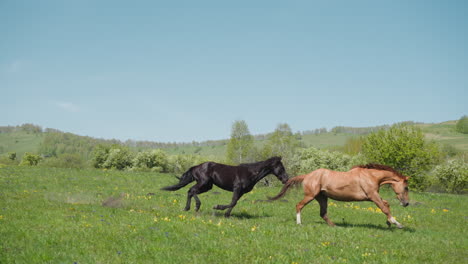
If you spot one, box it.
[1,166,467,263]
[0,132,43,158]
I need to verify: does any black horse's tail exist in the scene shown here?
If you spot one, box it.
[161,168,195,191]
[269,175,305,200]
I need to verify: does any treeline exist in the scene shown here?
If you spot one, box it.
[123,139,228,150]
[38,132,121,160]
[0,124,43,134]
[0,122,398,154]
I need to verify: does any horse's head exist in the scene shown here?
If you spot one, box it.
[391,176,410,207]
[270,157,289,184]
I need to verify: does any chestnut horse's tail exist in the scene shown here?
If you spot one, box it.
[269,175,306,200]
[161,167,195,191]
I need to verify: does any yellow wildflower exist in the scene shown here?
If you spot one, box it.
[431,209,436,213]
[442,209,449,212]
[251,225,257,232]
[321,241,330,247]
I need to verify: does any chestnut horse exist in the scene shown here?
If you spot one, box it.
[162,157,289,217]
[270,164,410,228]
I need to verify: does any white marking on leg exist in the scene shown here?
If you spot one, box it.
[296,212,301,224]
[390,217,404,228]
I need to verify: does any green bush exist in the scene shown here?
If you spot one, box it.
[455,115,468,134]
[362,124,440,190]
[40,154,85,169]
[91,144,110,168]
[433,159,468,194]
[289,147,367,175]
[169,154,207,175]
[102,147,133,170]
[132,150,169,172]
[8,152,17,161]
[20,153,42,166]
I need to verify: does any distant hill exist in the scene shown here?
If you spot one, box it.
[1,121,467,160]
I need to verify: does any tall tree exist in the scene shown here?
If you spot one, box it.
[226,120,254,164]
[262,123,300,159]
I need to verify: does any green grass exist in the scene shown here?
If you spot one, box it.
[1,166,467,263]
[0,132,43,158]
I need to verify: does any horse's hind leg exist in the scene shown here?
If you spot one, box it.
[185,181,213,212]
[213,188,244,217]
[316,194,335,227]
[184,191,193,211]
[296,195,315,224]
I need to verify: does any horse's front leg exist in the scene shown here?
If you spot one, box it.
[213,188,244,217]
[370,194,404,229]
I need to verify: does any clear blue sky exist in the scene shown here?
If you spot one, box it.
[2,0,467,142]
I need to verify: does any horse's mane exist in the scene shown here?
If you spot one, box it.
[352,163,405,179]
[240,156,281,167]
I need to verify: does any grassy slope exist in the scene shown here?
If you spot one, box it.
[1,166,467,263]
[0,132,43,158]
[419,121,468,151]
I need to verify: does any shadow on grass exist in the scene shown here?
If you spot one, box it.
[334,222,416,232]
[210,211,273,219]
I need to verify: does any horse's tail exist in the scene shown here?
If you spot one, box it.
[161,168,195,191]
[269,175,306,200]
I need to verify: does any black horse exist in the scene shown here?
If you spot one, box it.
[161,157,289,217]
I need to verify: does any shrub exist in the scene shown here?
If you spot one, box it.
[40,154,85,169]
[362,124,440,190]
[102,147,133,170]
[8,152,16,161]
[433,159,468,194]
[455,115,468,134]
[132,150,169,172]
[91,145,110,168]
[289,147,367,175]
[169,154,207,175]
[20,153,42,166]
